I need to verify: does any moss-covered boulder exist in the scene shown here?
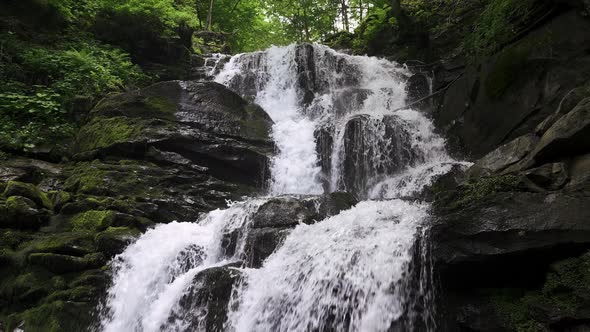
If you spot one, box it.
[3,181,52,210]
[95,227,141,258]
[73,81,273,188]
[1,196,48,230]
[27,252,104,274]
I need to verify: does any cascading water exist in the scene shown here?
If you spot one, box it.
[98,44,468,332]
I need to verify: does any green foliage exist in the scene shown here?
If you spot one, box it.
[351,6,397,53]
[450,175,521,209]
[465,0,536,55]
[490,252,590,331]
[0,31,146,152]
[98,0,199,35]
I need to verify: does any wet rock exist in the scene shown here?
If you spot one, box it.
[524,162,569,190]
[171,263,241,332]
[342,115,417,195]
[467,134,538,177]
[3,181,52,210]
[243,193,357,267]
[1,196,48,230]
[568,154,590,189]
[407,73,430,108]
[74,81,274,189]
[95,227,141,258]
[433,186,590,266]
[435,10,590,158]
[28,252,105,274]
[528,97,590,165]
[244,228,292,268]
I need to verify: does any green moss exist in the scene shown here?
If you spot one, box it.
[485,45,530,99]
[28,252,105,274]
[70,210,116,232]
[64,161,164,198]
[5,300,93,332]
[451,175,521,209]
[75,116,145,152]
[465,0,536,56]
[30,232,96,256]
[44,285,96,303]
[91,84,178,120]
[95,226,140,257]
[489,252,590,331]
[3,196,45,230]
[3,181,52,210]
[46,191,71,211]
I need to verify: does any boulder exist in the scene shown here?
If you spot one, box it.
[433,187,590,266]
[169,263,241,332]
[95,227,141,258]
[243,193,357,267]
[528,97,590,165]
[466,134,538,177]
[435,10,590,158]
[3,181,52,209]
[28,253,105,274]
[74,81,274,188]
[1,196,47,230]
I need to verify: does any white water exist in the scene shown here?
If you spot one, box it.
[229,200,429,332]
[99,200,266,332]
[100,43,467,332]
[217,45,324,195]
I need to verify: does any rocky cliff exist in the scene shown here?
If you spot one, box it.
[0,81,274,330]
[417,1,590,330]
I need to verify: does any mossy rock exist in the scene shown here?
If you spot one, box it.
[29,232,96,257]
[63,161,165,198]
[27,252,105,274]
[69,269,108,289]
[443,174,523,210]
[91,82,179,120]
[95,226,141,258]
[46,191,72,212]
[2,196,47,230]
[489,252,590,331]
[74,116,148,153]
[2,181,52,210]
[44,285,97,303]
[69,210,117,232]
[4,300,93,332]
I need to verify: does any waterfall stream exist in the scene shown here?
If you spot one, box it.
[98,44,467,332]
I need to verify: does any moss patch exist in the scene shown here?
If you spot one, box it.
[70,210,116,232]
[3,181,52,210]
[450,175,521,209]
[63,161,164,198]
[75,116,145,152]
[490,252,590,331]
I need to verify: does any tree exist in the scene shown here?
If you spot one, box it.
[206,0,214,30]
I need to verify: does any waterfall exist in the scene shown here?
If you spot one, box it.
[98,44,467,332]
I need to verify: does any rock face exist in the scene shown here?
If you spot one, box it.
[164,193,357,331]
[434,10,590,159]
[0,81,273,331]
[243,192,357,267]
[431,55,590,330]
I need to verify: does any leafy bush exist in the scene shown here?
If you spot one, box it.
[21,41,147,99]
[0,34,147,152]
[0,84,73,151]
[465,0,536,55]
[351,6,397,53]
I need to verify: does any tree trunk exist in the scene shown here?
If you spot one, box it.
[206,0,214,30]
[341,0,350,32]
[391,0,402,18]
[359,0,363,22]
[303,6,311,41]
